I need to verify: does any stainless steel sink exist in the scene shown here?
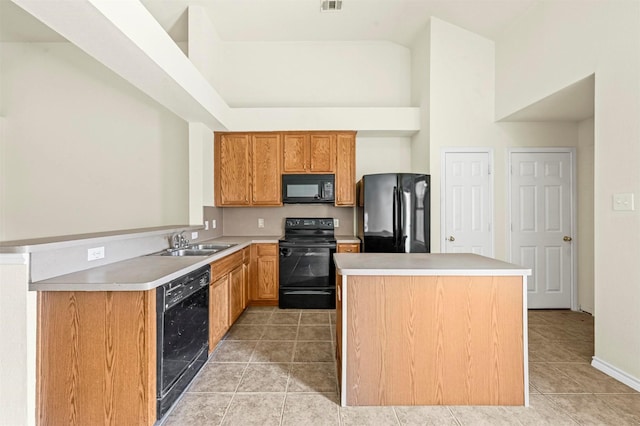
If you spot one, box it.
[188,243,236,250]
[150,243,236,256]
[156,249,220,256]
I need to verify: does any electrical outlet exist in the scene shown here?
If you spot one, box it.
[204,220,209,230]
[613,193,635,211]
[212,219,217,229]
[258,218,265,228]
[87,247,105,261]
[191,231,198,240]
[334,218,340,228]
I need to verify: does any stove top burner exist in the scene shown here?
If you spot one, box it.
[280,217,336,246]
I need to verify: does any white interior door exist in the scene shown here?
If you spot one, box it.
[442,151,493,256]
[510,150,574,309]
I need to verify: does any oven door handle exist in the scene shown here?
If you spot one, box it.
[279,243,336,249]
[281,290,333,295]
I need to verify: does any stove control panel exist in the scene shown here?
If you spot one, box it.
[284,217,334,230]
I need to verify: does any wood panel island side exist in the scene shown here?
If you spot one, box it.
[333,253,531,407]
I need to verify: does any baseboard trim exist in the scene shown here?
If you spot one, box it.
[592,356,640,392]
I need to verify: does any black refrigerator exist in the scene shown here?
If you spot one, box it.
[357,173,430,253]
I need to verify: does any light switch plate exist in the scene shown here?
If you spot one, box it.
[258,218,265,228]
[613,193,635,211]
[334,218,340,227]
[204,220,209,230]
[191,231,198,240]
[212,220,217,229]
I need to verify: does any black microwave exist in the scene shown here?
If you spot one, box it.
[282,174,335,204]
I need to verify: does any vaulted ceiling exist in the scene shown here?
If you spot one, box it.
[2,0,593,122]
[2,0,539,45]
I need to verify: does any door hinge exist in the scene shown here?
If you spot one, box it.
[488,165,492,175]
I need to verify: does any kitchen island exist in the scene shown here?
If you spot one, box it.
[333,253,531,407]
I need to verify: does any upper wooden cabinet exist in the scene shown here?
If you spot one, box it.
[282,133,335,173]
[215,133,251,206]
[251,134,282,205]
[335,132,356,206]
[215,131,355,207]
[214,133,281,207]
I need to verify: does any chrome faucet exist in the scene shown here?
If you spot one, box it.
[171,231,190,249]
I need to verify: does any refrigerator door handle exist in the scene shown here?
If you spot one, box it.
[395,185,403,251]
[392,186,398,249]
[401,186,411,252]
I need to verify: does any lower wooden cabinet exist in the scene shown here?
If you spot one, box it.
[337,242,360,253]
[37,291,157,425]
[228,265,244,324]
[242,247,250,309]
[250,243,279,305]
[336,274,343,392]
[209,250,243,353]
[209,275,229,353]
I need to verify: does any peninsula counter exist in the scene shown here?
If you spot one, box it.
[333,253,531,407]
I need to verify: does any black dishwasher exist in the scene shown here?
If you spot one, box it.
[156,265,210,419]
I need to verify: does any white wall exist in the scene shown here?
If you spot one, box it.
[0,257,35,426]
[187,5,223,94]
[577,117,594,314]
[0,42,189,241]
[410,23,431,174]
[213,41,411,108]
[428,19,584,262]
[495,1,640,386]
[356,136,412,180]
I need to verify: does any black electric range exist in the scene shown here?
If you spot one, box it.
[278,218,336,309]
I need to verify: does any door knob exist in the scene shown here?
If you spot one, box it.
[563,236,572,242]
[447,236,455,242]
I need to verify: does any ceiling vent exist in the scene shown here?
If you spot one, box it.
[320,0,343,12]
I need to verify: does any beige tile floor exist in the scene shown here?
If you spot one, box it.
[162,307,639,425]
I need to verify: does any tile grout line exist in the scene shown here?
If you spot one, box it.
[446,406,463,426]
[390,406,402,425]
[536,392,586,425]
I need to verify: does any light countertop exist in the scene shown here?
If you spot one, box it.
[0,225,202,254]
[30,236,279,291]
[334,253,531,276]
[28,235,359,292]
[335,236,360,244]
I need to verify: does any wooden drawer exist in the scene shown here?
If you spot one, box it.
[337,243,360,253]
[256,243,278,256]
[210,251,243,282]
